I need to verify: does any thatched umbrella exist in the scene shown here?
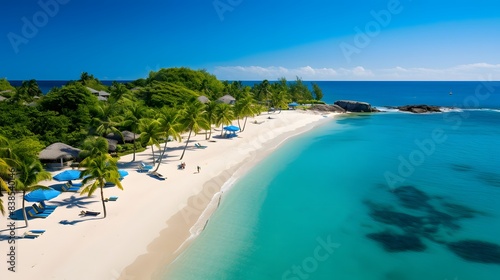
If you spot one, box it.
[217,94,236,105]
[106,139,118,152]
[39,143,81,168]
[197,95,210,104]
[121,131,140,143]
[106,130,139,144]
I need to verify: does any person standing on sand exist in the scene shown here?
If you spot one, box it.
[197,166,201,173]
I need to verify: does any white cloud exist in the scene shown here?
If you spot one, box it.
[214,63,500,81]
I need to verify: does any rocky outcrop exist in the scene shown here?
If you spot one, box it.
[334,100,379,112]
[309,104,346,113]
[397,105,442,113]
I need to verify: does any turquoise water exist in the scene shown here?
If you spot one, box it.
[163,109,500,280]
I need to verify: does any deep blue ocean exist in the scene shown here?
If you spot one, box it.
[160,82,500,280]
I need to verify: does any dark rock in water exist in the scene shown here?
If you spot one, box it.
[450,163,474,172]
[477,171,500,188]
[447,240,500,264]
[426,209,461,230]
[309,104,346,113]
[370,209,424,233]
[334,100,379,112]
[393,186,431,210]
[397,105,442,113]
[367,231,427,252]
[441,202,481,219]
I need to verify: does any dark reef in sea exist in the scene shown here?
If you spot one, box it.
[392,185,431,210]
[447,240,500,264]
[364,184,499,264]
[367,231,426,252]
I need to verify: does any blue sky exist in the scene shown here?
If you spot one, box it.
[1,0,500,81]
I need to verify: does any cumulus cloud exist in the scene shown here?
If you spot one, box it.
[214,63,500,81]
[380,63,500,80]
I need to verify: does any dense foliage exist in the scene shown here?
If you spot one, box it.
[0,67,326,155]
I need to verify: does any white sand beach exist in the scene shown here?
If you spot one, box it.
[1,110,338,280]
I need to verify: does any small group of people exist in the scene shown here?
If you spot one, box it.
[179,162,201,173]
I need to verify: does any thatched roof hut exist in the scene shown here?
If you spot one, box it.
[217,94,236,105]
[39,143,81,168]
[106,139,118,152]
[106,130,139,144]
[197,95,210,104]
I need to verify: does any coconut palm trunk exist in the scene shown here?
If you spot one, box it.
[180,129,192,160]
[22,190,28,227]
[154,138,169,172]
[242,116,249,132]
[132,134,136,162]
[100,183,107,218]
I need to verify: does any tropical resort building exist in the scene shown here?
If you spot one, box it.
[38,142,81,169]
[217,94,236,105]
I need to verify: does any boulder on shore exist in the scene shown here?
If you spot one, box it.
[397,105,442,113]
[309,104,346,113]
[334,100,379,112]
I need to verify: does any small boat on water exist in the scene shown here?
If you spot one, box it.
[449,89,453,95]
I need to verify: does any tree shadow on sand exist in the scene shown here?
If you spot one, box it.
[50,195,97,209]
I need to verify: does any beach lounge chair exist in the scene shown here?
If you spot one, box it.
[68,180,83,187]
[39,201,57,210]
[139,162,153,172]
[195,143,207,149]
[32,203,55,214]
[62,183,80,192]
[27,208,51,219]
[148,171,166,181]
[23,230,45,239]
[80,210,100,216]
[105,196,118,202]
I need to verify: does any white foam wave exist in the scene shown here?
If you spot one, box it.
[462,108,500,113]
[375,106,400,112]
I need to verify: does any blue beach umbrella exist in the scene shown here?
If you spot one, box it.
[53,170,82,181]
[223,125,240,132]
[118,169,129,178]
[24,187,61,202]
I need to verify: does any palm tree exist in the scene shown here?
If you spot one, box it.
[80,155,123,218]
[122,103,149,162]
[204,101,218,140]
[13,158,52,227]
[109,82,131,104]
[155,107,182,172]
[138,118,163,165]
[178,101,209,160]
[215,103,235,136]
[270,90,289,114]
[79,137,111,166]
[0,158,11,216]
[91,103,123,141]
[0,136,17,198]
[234,96,256,132]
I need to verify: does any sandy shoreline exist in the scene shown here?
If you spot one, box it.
[0,110,338,280]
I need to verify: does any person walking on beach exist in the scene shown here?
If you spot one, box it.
[197,166,201,173]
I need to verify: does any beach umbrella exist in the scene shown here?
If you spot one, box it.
[118,169,129,178]
[53,170,82,181]
[24,187,61,202]
[223,125,240,132]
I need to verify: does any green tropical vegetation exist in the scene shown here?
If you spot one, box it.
[80,153,123,218]
[12,158,52,226]
[0,68,325,216]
